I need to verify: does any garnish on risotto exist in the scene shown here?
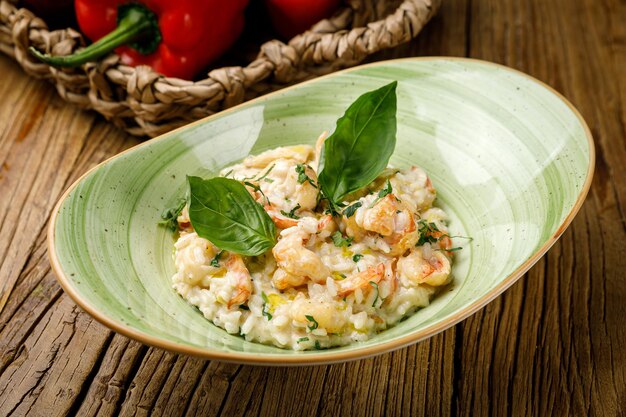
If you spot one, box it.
[160,82,468,350]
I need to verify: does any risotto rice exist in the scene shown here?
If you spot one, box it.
[171,141,454,350]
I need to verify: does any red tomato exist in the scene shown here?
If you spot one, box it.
[265,0,342,39]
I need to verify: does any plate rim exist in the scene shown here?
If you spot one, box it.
[47,56,595,366]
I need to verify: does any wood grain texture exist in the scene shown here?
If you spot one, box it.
[0,0,624,415]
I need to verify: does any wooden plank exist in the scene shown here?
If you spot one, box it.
[458,0,626,415]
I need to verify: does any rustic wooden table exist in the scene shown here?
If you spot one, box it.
[0,0,624,415]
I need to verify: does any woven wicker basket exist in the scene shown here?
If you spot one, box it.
[0,0,440,137]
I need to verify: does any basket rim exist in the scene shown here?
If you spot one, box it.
[1,0,441,136]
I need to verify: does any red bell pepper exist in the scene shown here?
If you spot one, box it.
[265,0,341,39]
[30,0,249,79]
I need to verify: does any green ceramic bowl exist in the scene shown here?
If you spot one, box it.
[49,58,594,365]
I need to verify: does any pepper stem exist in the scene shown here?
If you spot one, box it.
[30,3,161,67]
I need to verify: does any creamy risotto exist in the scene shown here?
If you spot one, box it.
[170,139,455,350]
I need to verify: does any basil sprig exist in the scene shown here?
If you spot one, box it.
[187,176,277,256]
[318,81,397,211]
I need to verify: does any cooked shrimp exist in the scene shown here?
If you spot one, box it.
[418,208,452,252]
[264,204,300,229]
[243,145,313,168]
[316,214,337,238]
[426,229,452,252]
[264,208,334,233]
[290,298,347,333]
[361,194,402,236]
[224,254,253,308]
[272,228,330,289]
[272,268,305,290]
[384,211,418,256]
[343,211,367,241]
[344,194,418,256]
[397,247,451,287]
[336,263,385,297]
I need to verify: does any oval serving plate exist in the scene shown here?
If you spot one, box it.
[48,58,594,365]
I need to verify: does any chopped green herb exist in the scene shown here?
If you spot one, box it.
[352,253,364,262]
[305,315,319,331]
[439,246,464,252]
[370,281,382,307]
[416,220,440,246]
[263,178,274,183]
[342,201,362,218]
[223,169,234,178]
[369,179,393,207]
[379,179,392,198]
[314,340,322,350]
[244,181,271,206]
[332,231,353,247]
[256,164,275,182]
[297,337,309,343]
[280,203,301,219]
[332,272,347,280]
[158,198,186,232]
[295,164,317,188]
[416,234,437,246]
[448,235,474,241]
[261,292,272,320]
[210,251,223,267]
[323,198,347,216]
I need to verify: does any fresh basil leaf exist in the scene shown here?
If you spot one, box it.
[318,81,397,206]
[187,176,277,256]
